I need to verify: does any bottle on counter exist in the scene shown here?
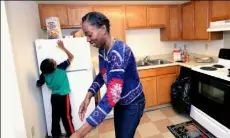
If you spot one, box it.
[172,49,181,62]
[180,47,184,62]
[183,45,188,62]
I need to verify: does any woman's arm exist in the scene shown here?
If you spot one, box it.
[87,73,104,96]
[87,48,127,127]
[73,49,126,138]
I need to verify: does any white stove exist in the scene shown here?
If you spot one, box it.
[189,49,230,138]
[192,58,230,82]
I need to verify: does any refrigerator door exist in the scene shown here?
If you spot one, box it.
[35,37,92,73]
[67,70,96,130]
[42,69,96,136]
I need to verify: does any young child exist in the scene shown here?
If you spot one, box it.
[36,40,75,138]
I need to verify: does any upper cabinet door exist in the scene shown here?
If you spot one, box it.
[169,5,182,40]
[147,5,168,28]
[160,5,182,41]
[125,6,147,28]
[194,1,209,40]
[93,6,126,42]
[39,5,68,28]
[182,2,195,40]
[211,1,230,21]
[67,6,93,27]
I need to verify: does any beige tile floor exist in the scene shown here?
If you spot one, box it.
[85,106,192,138]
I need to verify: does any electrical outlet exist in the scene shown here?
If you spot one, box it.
[31,126,35,137]
[174,43,177,49]
[205,44,209,50]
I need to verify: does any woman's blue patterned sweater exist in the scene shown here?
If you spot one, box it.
[86,40,143,127]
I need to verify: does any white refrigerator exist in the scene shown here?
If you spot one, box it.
[34,37,96,136]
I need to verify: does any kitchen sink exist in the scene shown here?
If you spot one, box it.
[146,59,172,65]
[136,59,172,67]
[136,60,151,67]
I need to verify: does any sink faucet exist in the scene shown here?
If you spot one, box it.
[143,56,149,61]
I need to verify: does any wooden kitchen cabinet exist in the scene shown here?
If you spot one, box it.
[67,5,92,27]
[182,2,195,40]
[140,77,157,108]
[138,66,179,108]
[125,5,147,29]
[147,5,168,28]
[39,4,92,29]
[194,1,209,40]
[161,1,223,41]
[93,6,126,42]
[160,5,182,41]
[180,1,223,41]
[39,5,68,28]
[156,74,177,105]
[194,1,223,40]
[125,5,168,29]
[210,1,230,21]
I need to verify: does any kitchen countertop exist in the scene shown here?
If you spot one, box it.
[92,53,218,74]
[136,53,217,70]
[136,59,214,70]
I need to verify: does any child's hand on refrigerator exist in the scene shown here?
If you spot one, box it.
[57,40,65,49]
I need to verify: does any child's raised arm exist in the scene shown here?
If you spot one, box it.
[57,40,74,61]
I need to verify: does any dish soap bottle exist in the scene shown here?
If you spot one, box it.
[183,45,188,62]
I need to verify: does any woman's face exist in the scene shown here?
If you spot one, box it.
[81,21,106,48]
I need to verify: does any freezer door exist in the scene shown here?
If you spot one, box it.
[35,38,92,73]
[41,69,96,136]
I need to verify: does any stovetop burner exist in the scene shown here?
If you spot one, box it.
[200,66,217,71]
[212,64,225,68]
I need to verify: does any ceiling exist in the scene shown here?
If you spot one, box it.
[36,1,190,5]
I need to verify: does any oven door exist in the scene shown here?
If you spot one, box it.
[190,71,230,129]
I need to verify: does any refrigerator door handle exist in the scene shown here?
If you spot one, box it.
[66,69,92,73]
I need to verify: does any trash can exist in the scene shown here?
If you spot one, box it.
[171,66,192,114]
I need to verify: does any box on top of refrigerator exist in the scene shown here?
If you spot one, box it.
[46,17,62,39]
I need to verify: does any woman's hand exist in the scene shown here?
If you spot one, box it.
[70,131,82,138]
[79,92,94,121]
[70,122,94,138]
[79,96,90,121]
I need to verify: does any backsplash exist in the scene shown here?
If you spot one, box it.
[41,29,230,59]
[176,40,224,57]
[126,29,174,57]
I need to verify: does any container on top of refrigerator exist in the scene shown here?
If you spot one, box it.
[46,17,62,39]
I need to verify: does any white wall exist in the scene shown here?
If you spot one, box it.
[126,29,174,57]
[58,29,175,58]
[5,1,46,138]
[1,1,27,138]
[126,29,230,57]
[59,28,229,58]
[176,32,230,57]
[224,32,230,49]
[177,40,224,57]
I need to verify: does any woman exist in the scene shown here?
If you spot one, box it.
[70,12,145,138]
